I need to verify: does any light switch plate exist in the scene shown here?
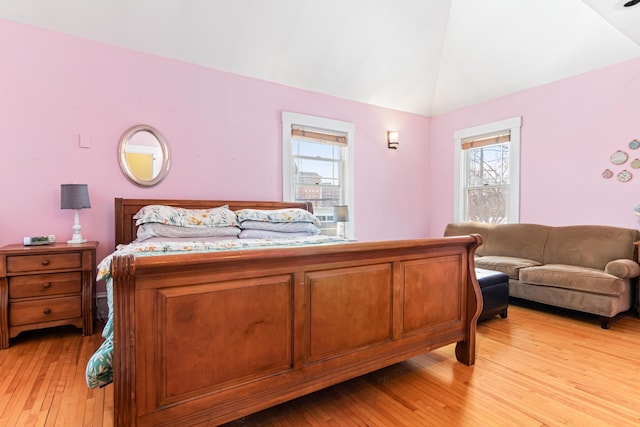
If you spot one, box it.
[79,134,91,148]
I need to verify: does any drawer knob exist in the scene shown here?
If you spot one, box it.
[43,308,51,315]
[42,282,51,289]
[41,259,50,266]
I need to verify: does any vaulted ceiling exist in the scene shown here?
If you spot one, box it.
[2,0,640,116]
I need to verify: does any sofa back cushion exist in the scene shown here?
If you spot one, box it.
[482,223,551,263]
[543,225,638,270]
[444,222,494,256]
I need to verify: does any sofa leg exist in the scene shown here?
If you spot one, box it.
[500,307,508,319]
[599,316,612,329]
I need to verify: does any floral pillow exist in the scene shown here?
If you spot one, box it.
[134,205,239,228]
[236,208,321,227]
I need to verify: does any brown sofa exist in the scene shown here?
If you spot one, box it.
[445,222,640,328]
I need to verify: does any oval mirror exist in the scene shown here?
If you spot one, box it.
[118,125,171,187]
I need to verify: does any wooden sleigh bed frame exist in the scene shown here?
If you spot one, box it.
[109,198,483,426]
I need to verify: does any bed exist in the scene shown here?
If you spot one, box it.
[94,198,483,426]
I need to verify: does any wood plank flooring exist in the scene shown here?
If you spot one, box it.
[0,303,638,426]
[0,323,112,427]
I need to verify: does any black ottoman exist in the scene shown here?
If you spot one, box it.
[475,268,509,321]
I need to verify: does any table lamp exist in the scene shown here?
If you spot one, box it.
[61,184,91,244]
[334,205,349,239]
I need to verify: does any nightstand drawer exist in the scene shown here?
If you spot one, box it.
[7,252,82,274]
[8,272,82,299]
[9,296,82,326]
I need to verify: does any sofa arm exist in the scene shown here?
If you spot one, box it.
[605,259,640,279]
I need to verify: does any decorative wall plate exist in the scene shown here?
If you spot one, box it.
[629,139,640,150]
[610,150,628,165]
[617,170,632,182]
[631,159,640,169]
[602,168,614,179]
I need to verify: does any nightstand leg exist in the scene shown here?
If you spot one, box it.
[82,270,94,336]
[0,278,8,349]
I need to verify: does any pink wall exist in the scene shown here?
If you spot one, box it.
[429,57,640,236]
[4,18,638,270]
[0,20,432,264]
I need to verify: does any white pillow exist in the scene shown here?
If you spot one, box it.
[240,220,320,234]
[238,229,318,239]
[136,223,241,242]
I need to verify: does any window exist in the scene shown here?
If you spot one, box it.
[282,112,355,238]
[454,117,521,224]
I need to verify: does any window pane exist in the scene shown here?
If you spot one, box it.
[466,143,509,187]
[294,158,340,189]
[466,187,507,223]
[292,138,343,235]
[293,138,339,158]
[464,142,509,223]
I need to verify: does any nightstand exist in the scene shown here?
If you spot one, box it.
[0,241,98,349]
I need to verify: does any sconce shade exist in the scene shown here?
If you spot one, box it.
[61,184,91,210]
[388,131,399,149]
[334,205,349,222]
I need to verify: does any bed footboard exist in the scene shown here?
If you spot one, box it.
[111,236,482,426]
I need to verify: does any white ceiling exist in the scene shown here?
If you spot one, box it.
[2,0,640,116]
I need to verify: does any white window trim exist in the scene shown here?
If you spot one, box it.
[453,116,522,223]
[282,111,356,238]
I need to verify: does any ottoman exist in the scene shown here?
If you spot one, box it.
[475,268,509,321]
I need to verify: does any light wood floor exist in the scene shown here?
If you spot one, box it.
[1,303,638,426]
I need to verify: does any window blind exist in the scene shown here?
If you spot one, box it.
[461,130,510,150]
[292,126,347,146]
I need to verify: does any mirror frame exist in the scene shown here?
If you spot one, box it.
[118,124,171,187]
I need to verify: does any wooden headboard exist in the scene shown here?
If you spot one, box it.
[114,198,314,246]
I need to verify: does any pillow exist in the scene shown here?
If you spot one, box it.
[239,229,319,239]
[240,220,320,234]
[140,236,240,244]
[135,223,241,242]
[236,208,321,227]
[134,205,239,228]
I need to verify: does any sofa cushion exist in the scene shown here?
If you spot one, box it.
[543,225,638,270]
[474,256,542,279]
[519,264,625,296]
[444,222,494,257]
[482,223,551,264]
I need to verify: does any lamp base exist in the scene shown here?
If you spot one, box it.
[68,237,87,244]
[68,209,87,244]
[337,222,348,239]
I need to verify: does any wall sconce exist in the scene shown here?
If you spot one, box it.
[388,131,399,149]
[61,184,91,244]
[333,205,349,239]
